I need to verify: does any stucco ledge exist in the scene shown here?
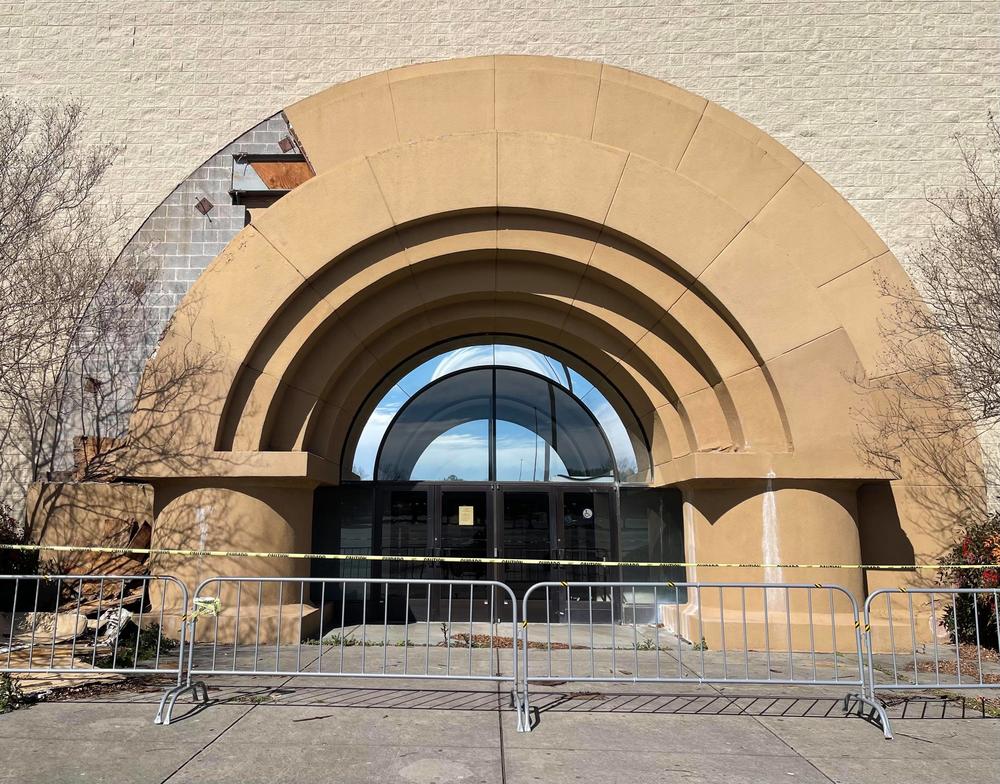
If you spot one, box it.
[655,452,897,486]
[117,450,340,484]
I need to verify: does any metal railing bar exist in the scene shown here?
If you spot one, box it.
[741,586,749,680]
[807,589,816,683]
[317,581,326,674]
[361,582,368,675]
[253,581,262,674]
[468,584,474,677]
[404,583,411,675]
[719,586,727,681]
[830,589,839,682]
[383,584,390,675]
[233,583,242,674]
[297,581,305,675]
[784,586,793,680]
[696,585,706,679]
[762,585,771,681]
[48,577,62,669]
[632,586,639,679]
[275,581,283,672]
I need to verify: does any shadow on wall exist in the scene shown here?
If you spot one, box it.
[695,479,863,528]
[855,373,988,578]
[856,482,916,591]
[23,295,256,579]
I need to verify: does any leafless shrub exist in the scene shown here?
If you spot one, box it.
[858,115,1000,511]
[0,96,157,507]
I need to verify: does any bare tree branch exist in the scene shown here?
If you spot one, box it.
[0,96,157,509]
[857,114,1000,513]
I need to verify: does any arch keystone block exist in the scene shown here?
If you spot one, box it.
[498,132,628,224]
[594,65,707,170]
[677,102,801,220]
[753,165,888,288]
[698,223,840,361]
[387,56,495,142]
[494,55,602,137]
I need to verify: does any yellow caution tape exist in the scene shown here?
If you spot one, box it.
[1,542,998,571]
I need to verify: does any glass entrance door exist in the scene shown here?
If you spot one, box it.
[434,487,495,621]
[375,485,433,623]
[498,489,555,620]
[436,489,491,581]
[558,489,616,622]
[322,483,684,626]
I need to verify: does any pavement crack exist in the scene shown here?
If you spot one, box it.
[749,712,838,784]
[158,674,297,784]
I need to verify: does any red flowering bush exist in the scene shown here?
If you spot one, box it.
[940,513,1000,650]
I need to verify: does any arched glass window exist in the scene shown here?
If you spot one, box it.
[375,367,617,482]
[345,340,651,483]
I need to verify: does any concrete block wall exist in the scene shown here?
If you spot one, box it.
[126,114,297,348]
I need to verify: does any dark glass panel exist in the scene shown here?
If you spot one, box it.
[494,368,614,482]
[562,491,613,583]
[310,485,373,606]
[378,490,430,581]
[344,338,653,484]
[619,487,686,605]
[551,384,614,481]
[501,491,552,594]
[438,491,489,581]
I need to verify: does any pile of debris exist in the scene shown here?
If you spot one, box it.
[0,522,163,696]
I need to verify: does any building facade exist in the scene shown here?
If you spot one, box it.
[6,4,999,640]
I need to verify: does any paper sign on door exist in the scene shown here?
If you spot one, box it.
[458,506,475,526]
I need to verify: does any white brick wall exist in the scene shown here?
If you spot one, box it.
[1,1,996,258]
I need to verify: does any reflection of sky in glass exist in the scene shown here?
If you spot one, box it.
[349,344,641,481]
[495,420,570,481]
[410,420,489,481]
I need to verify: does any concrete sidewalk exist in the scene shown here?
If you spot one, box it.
[1,675,998,784]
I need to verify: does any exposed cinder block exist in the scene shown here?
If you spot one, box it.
[116,112,297,345]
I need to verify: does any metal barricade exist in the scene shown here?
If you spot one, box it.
[861,586,1000,737]
[164,577,523,726]
[0,574,190,722]
[517,581,890,734]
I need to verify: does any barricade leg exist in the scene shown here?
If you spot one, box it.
[514,614,533,732]
[154,679,209,726]
[515,686,531,732]
[843,692,893,739]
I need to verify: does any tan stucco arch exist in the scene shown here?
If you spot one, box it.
[125,56,984,632]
